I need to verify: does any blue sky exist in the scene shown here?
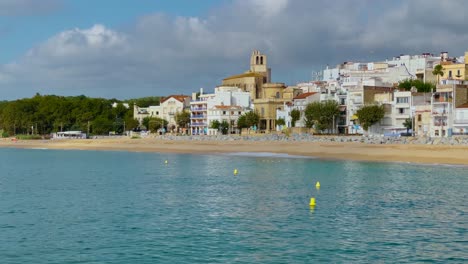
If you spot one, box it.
[1,0,467,100]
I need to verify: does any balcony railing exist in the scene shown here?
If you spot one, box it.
[453,119,468,124]
[433,122,448,127]
[191,115,206,119]
[191,122,207,126]
[191,107,207,111]
[432,110,450,116]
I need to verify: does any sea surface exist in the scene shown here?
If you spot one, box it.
[0,148,466,263]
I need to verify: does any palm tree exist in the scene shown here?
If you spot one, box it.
[432,64,444,86]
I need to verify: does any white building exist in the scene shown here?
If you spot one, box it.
[190,87,252,135]
[134,95,191,129]
[276,102,293,130]
[453,103,468,135]
[292,92,320,127]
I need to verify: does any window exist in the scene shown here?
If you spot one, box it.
[396,97,409,104]
[261,107,265,116]
[223,111,226,115]
[399,108,404,114]
[435,130,439,136]
[276,92,280,99]
[449,70,452,78]
[418,114,422,122]
[156,111,159,115]
[238,111,241,115]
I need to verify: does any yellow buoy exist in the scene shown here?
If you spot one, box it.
[316,181,321,189]
[164,160,168,164]
[309,197,316,207]
[233,169,238,175]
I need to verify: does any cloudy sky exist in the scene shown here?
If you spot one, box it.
[1,0,467,100]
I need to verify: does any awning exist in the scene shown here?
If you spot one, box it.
[351,115,358,120]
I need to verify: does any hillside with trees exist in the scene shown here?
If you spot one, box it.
[0,94,150,137]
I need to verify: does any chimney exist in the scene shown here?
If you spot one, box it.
[200,87,204,95]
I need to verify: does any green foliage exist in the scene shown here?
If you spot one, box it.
[398,79,435,93]
[92,116,114,135]
[290,109,300,127]
[210,120,221,129]
[175,111,191,128]
[237,115,247,129]
[432,64,444,78]
[304,101,340,132]
[356,105,385,131]
[403,118,413,134]
[219,120,229,135]
[125,96,161,108]
[237,111,259,129]
[147,117,168,133]
[15,134,43,140]
[0,95,137,136]
[276,118,286,126]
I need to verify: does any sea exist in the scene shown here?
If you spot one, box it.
[0,148,466,263]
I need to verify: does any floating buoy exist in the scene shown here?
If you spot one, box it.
[309,197,316,207]
[233,169,238,175]
[316,181,321,189]
[164,160,168,164]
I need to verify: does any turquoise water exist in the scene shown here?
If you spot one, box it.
[0,148,466,263]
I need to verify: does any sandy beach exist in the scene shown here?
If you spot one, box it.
[1,137,468,165]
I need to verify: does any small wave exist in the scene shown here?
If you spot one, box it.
[29,147,49,150]
[224,152,313,159]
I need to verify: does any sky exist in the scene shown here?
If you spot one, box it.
[1,0,468,100]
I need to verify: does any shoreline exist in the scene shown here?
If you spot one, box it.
[1,137,468,166]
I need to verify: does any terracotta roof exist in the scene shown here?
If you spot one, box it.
[293,92,318,100]
[456,103,468,109]
[223,72,264,81]
[160,95,190,104]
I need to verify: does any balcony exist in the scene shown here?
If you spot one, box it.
[191,107,207,111]
[191,115,206,119]
[395,114,410,119]
[432,110,450,116]
[191,122,207,127]
[433,122,448,127]
[453,119,468,125]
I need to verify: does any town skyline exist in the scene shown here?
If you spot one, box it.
[1,0,468,100]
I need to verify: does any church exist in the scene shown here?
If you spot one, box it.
[221,50,300,131]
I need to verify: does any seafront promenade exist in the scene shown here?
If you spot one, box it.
[153,133,468,146]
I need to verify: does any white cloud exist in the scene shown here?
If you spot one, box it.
[1,0,468,99]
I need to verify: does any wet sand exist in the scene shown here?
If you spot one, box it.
[1,137,468,165]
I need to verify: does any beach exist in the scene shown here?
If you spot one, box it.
[1,136,468,165]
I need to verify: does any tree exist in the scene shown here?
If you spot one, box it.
[219,120,229,135]
[403,117,413,135]
[290,109,300,127]
[210,120,220,130]
[175,110,190,128]
[147,117,168,133]
[236,111,259,129]
[92,115,114,135]
[276,118,286,126]
[356,105,385,131]
[432,64,444,85]
[237,115,248,129]
[304,101,340,133]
